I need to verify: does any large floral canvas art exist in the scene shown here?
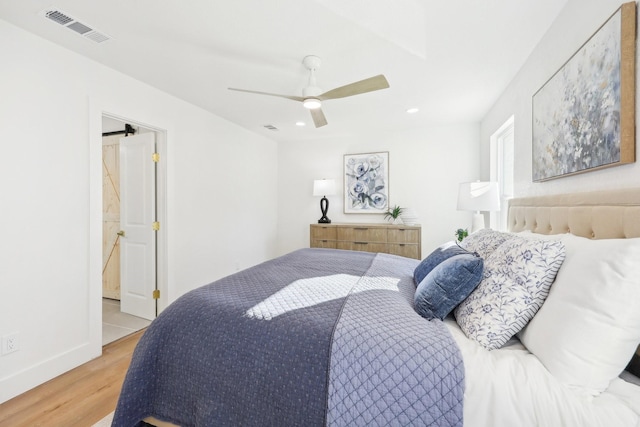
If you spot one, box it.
[532,2,635,182]
[344,151,389,213]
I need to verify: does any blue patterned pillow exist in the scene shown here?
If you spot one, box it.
[454,235,566,350]
[414,254,484,320]
[413,243,471,285]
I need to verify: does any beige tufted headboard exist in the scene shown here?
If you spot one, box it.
[508,187,640,375]
[508,187,640,239]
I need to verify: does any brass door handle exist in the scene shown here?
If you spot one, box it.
[117,230,125,237]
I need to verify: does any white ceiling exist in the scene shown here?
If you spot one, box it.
[0,0,568,143]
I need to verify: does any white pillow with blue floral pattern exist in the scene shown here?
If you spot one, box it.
[459,228,517,259]
[454,235,565,350]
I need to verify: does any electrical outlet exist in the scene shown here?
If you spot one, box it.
[2,333,20,355]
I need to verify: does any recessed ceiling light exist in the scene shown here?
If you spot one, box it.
[295,121,306,127]
[406,108,419,114]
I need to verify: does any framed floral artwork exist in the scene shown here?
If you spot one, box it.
[532,2,636,181]
[343,151,389,214]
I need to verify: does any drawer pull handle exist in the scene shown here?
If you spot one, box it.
[399,244,405,246]
[353,228,369,231]
[355,242,368,245]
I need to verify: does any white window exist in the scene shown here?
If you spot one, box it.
[490,116,514,231]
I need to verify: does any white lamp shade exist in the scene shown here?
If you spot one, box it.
[313,179,336,196]
[457,181,501,212]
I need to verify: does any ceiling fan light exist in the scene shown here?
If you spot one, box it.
[303,98,322,109]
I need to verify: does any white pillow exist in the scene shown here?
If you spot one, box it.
[518,234,640,395]
[454,235,565,350]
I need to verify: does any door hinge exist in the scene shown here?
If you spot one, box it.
[152,152,160,163]
[153,289,160,299]
[152,221,160,231]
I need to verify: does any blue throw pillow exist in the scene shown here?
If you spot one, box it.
[413,243,472,285]
[414,254,484,320]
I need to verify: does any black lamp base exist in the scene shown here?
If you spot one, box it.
[318,196,331,224]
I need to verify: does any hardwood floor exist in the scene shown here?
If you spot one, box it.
[0,329,144,427]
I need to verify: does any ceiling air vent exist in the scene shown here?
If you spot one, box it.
[43,8,111,44]
[67,21,92,35]
[45,10,73,25]
[263,125,279,131]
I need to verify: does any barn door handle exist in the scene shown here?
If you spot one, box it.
[117,230,125,237]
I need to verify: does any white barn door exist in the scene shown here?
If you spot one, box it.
[119,132,157,320]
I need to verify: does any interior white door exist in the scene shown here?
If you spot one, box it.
[119,132,156,320]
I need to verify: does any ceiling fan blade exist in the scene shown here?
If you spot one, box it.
[228,87,304,102]
[310,108,328,128]
[318,75,389,101]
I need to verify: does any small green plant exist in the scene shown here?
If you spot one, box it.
[384,205,403,222]
[455,228,469,242]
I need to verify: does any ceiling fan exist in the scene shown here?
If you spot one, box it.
[228,55,390,128]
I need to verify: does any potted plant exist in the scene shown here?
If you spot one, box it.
[455,228,469,242]
[384,205,404,224]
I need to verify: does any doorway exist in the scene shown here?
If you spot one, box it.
[101,115,159,345]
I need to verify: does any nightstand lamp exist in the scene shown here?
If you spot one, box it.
[457,181,500,232]
[313,179,336,223]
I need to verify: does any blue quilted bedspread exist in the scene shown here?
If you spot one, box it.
[112,248,464,426]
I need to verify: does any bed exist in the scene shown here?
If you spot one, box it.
[112,188,640,427]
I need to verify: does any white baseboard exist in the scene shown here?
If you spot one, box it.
[0,340,100,404]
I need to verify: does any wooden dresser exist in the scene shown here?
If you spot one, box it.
[310,223,422,260]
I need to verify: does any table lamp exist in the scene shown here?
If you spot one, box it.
[457,181,500,232]
[313,179,336,223]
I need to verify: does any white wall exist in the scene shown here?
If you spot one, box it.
[0,19,278,403]
[277,125,480,257]
[481,0,640,195]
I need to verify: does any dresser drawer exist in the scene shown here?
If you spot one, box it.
[311,239,337,249]
[337,226,386,243]
[310,223,421,260]
[337,241,387,253]
[387,228,420,244]
[387,243,420,259]
[311,225,337,241]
